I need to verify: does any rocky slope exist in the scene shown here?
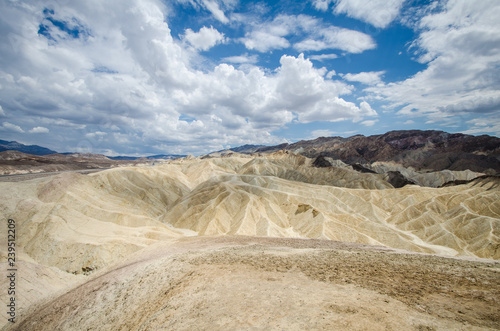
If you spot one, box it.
[1,153,499,329]
[6,237,500,331]
[0,139,57,155]
[1,153,498,271]
[0,151,156,176]
[226,130,500,174]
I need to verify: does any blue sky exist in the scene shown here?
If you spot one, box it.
[0,0,499,156]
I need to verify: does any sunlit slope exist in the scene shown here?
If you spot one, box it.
[369,161,485,187]
[164,171,500,258]
[1,153,499,275]
[238,152,393,189]
[0,170,188,274]
[9,237,500,331]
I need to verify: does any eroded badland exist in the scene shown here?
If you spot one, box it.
[1,152,499,330]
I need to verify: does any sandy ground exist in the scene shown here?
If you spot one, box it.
[0,169,106,182]
[6,236,500,331]
[1,155,499,330]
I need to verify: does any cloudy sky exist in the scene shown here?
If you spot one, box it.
[1,0,499,156]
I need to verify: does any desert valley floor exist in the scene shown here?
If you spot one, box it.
[1,152,499,330]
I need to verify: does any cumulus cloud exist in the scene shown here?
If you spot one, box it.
[0,0,190,151]
[275,54,378,123]
[176,54,376,129]
[294,26,375,53]
[359,101,377,116]
[241,14,375,54]
[184,26,225,51]
[309,53,338,62]
[326,70,336,79]
[312,0,335,12]
[367,0,500,123]
[202,0,231,23]
[360,119,378,127]
[29,126,49,133]
[463,116,500,136]
[242,31,290,52]
[85,131,107,138]
[343,71,385,85]
[1,122,24,133]
[221,54,259,64]
[0,0,380,155]
[333,0,406,28]
[177,0,232,23]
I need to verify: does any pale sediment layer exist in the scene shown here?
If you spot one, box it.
[0,153,499,329]
[5,236,500,330]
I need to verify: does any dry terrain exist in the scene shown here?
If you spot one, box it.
[1,152,499,330]
[0,150,157,176]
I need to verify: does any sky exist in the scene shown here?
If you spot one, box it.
[0,0,499,156]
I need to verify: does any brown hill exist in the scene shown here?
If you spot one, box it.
[247,130,500,174]
[0,151,153,176]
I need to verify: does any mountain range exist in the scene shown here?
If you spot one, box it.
[2,130,500,175]
[0,139,185,160]
[0,139,57,155]
[221,130,500,174]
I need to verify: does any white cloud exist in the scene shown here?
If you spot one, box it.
[0,0,383,155]
[29,126,49,133]
[309,53,338,62]
[276,55,377,123]
[201,0,229,23]
[178,0,231,23]
[404,120,415,125]
[333,0,406,28]
[343,71,385,85]
[295,26,375,53]
[326,70,336,79]
[367,0,500,123]
[1,122,24,133]
[312,0,335,12]
[360,119,378,127]
[0,105,4,116]
[462,116,500,136]
[240,14,311,52]
[222,54,258,64]
[241,14,375,54]
[85,131,107,138]
[184,26,225,51]
[176,54,376,129]
[242,31,290,52]
[359,101,377,116]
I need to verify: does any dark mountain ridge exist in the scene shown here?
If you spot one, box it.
[0,139,185,160]
[3,130,499,175]
[238,130,500,174]
[0,139,57,155]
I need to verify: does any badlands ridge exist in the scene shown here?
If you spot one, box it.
[1,152,499,329]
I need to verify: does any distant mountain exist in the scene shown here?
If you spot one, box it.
[107,156,139,161]
[109,154,186,160]
[0,139,57,155]
[0,139,186,160]
[228,130,500,174]
[228,144,266,153]
[146,154,186,160]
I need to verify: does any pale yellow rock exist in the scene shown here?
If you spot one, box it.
[5,237,500,331]
[1,153,499,330]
